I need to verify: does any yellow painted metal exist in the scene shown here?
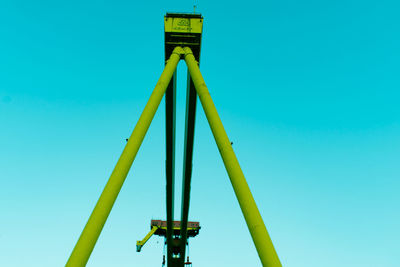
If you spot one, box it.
[164,17,203,34]
[136,226,159,252]
[65,46,184,267]
[183,47,282,267]
[158,225,199,232]
[136,222,199,253]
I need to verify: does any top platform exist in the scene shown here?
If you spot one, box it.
[164,13,203,61]
[164,13,203,34]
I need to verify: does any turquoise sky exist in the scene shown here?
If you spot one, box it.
[1,1,399,266]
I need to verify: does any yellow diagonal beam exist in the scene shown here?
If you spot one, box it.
[183,47,281,267]
[66,46,184,267]
[136,226,159,252]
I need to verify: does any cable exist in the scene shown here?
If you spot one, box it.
[193,0,198,14]
[162,238,166,266]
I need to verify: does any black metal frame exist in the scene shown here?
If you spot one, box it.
[164,13,202,267]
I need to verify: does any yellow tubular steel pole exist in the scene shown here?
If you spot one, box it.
[66,47,183,267]
[183,47,281,267]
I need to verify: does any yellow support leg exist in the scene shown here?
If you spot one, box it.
[183,47,281,267]
[66,47,184,267]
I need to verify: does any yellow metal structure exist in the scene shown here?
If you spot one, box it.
[136,226,159,252]
[183,47,282,267]
[66,13,282,266]
[65,46,184,267]
[164,16,203,34]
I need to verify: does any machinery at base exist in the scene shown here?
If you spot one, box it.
[136,220,200,266]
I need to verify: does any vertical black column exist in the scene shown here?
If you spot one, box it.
[165,70,177,267]
[179,65,199,265]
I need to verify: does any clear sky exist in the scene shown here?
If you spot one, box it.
[1,0,399,266]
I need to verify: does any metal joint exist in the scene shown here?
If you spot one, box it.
[171,46,185,59]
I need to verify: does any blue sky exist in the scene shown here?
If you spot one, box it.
[1,0,399,266]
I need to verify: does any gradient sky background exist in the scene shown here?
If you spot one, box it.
[1,0,399,266]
